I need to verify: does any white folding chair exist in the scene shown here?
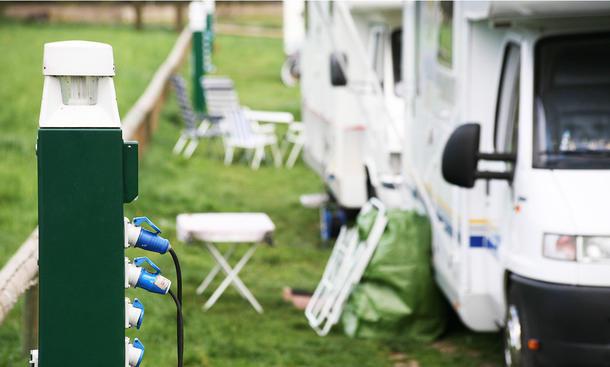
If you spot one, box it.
[202,76,240,118]
[202,76,294,136]
[282,122,305,168]
[223,107,282,169]
[305,198,388,336]
[171,74,223,158]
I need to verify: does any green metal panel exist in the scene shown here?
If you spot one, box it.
[123,141,138,203]
[192,30,206,113]
[38,128,125,367]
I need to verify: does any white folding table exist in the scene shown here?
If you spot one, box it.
[176,213,275,313]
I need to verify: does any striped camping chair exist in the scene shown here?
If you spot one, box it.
[170,74,222,158]
[223,107,281,170]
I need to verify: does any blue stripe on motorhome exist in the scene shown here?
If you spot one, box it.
[470,235,484,248]
[436,210,455,238]
[407,182,502,249]
[410,184,501,251]
[469,235,499,250]
[403,182,455,238]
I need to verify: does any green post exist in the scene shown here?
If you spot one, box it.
[192,29,206,113]
[206,13,214,49]
[37,41,138,367]
[190,1,207,114]
[204,13,215,73]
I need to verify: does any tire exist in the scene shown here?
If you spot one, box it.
[504,285,535,367]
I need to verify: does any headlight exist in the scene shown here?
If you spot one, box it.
[582,236,610,263]
[543,234,576,261]
[543,234,610,262]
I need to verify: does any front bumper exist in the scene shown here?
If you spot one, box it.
[511,273,610,366]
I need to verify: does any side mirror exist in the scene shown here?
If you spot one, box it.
[441,123,516,188]
[330,52,347,86]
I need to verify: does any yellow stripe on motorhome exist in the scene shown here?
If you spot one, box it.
[423,182,455,216]
[422,183,497,231]
[469,219,497,231]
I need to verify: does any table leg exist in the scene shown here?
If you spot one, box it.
[204,243,263,313]
[197,243,237,295]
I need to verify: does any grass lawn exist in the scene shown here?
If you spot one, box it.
[0,19,502,367]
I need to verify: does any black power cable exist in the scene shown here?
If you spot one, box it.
[169,248,183,304]
[168,289,183,367]
[169,248,183,364]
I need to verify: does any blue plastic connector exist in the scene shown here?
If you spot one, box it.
[133,257,171,294]
[133,298,145,329]
[133,338,145,367]
[133,217,171,254]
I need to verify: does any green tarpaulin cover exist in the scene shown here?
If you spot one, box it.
[342,209,447,341]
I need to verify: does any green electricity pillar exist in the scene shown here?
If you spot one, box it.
[37,41,138,366]
[206,13,214,50]
[204,0,216,73]
[190,1,207,113]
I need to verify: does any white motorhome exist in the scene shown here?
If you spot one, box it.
[281,0,305,87]
[402,2,610,365]
[301,1,405,210]
[303,1,610,365]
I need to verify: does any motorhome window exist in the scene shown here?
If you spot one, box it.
[369,25,386,87]
[437,1,453,68]
[494,44,520,153]
[391,28,402,95]
[304,1,309,34]
[533,33,610,169]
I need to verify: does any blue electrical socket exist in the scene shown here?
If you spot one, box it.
[132,217,171,254]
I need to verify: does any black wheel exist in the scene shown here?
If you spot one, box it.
[504,285,535,367]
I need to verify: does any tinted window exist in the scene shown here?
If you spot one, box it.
[437,1,453,68]
[533,33,610,169]
[495,44,520,154]
[370,25,386,87]
[391,28,402,86]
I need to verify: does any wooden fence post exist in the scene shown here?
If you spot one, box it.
[134,2,143,31]
[175,3,185,32]
[22,282,38,356]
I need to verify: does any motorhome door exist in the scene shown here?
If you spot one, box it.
[482,41,521,269]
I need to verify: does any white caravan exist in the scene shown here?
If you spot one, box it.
[301,1,405,210]
[281,0,305,87]
[303,0,610,366]
[401,1,610,366]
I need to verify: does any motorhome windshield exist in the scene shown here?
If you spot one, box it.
[533,33,610,169]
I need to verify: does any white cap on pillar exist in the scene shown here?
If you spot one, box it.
[43,41,115,76]
[204,0,215,15]
[189,1,207,31]
[39,40,120,128]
